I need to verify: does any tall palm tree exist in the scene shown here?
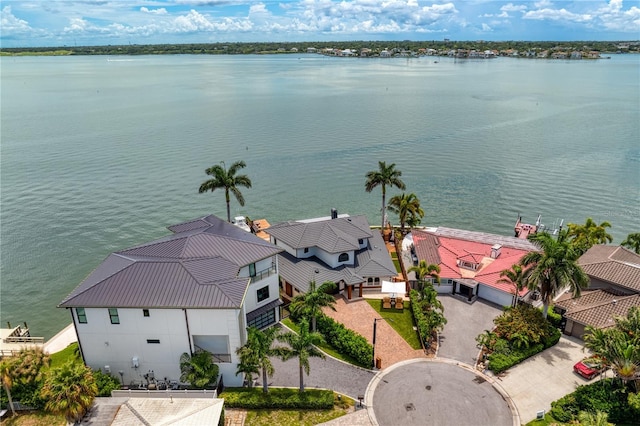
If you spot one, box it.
[0,357,16,416]
[40,362,97,424]
[566,217,613,254]
[520,232,589,318]
[365,161,406,230]
[277,319,326,392]
[387,193,424,234]
[621,233,640,254]
[235,326,285,394]
[179,350,219,389]
[408,260,441,285]
[198,160,252,222]
[290,281,337,332]
[497,264,528,307]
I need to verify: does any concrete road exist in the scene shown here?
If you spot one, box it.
[367,359,517,426]
[492,335,591,423]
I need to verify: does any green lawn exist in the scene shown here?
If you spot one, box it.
[366,299,422,350]
[392,259,402,273]
[48,342,81,369]
[280,318,366,367]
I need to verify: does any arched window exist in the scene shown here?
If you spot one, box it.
[338,253,349,262]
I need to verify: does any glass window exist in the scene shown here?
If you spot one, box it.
[143,309,150,317]
[249,263,256,277]
[257,286,269,302]
[358,239,364,245]
[247,308,276,329]
[304,247,309,253]
[76,308,87,324]
[338,253,349,262]
[109,308,120,324]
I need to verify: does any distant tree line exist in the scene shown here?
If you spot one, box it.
[1,40,638,56]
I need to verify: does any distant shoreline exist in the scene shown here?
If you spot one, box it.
[1,40,638,57]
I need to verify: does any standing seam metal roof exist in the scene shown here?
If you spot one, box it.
[59,215,283,309]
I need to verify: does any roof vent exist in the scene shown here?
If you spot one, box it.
[490,244,502,259]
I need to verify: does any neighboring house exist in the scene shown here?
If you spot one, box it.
[59,214,283,388]
[264,210,397,300]
[411,227,538,307]
[555,245,640,339]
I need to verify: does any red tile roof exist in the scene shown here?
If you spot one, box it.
[413,228,535,296]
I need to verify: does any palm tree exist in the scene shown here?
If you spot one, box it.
[235,326,285,394]
[198,160,252,222]
[387,193,424,234]
[408,260,441,285]
[520,232,589,318]
[289,281,337,332]
[0,357,16,416]
[40,362,98,424]
[621,233,640,254]
[497,264,528,307]
[566,217,613,254]
[365,161,406,230]
[277,318,326,392]
[179,350,219,389]
[577,410,613,426]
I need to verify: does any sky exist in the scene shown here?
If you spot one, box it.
[1,0,639,48]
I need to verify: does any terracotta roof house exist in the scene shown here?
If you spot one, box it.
[264,210,397,300]
[59,214,283,388]
[554,245,640,339]
[411,227,538,307]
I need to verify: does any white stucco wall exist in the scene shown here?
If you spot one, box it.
[74,306,245,388]
[477,285,513,308]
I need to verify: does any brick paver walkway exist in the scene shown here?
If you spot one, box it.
[224,408,246,426]
[323,298,426,370]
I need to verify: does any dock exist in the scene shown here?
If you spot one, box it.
[0,323,44,356]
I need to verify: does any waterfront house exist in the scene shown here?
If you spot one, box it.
[264,210,398,301]
[411,227,538,307]
[554,245,640,338]
[59,214,283,388]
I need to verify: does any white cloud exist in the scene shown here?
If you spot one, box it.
[534,0,553,7]
[481,22,493,31]
[501,3,527,13]
[173,9,215,32]
[595,0,640,32]
[524,8,592,23]
[1,5,32,33]
[140,7,168,15]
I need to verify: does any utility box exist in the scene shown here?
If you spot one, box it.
[376,357,382,369]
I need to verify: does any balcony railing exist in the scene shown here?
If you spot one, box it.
[250,266,277,284]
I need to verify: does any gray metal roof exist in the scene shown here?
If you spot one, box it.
[276,219,396,293]
[59,215,283,309]
[266,215,373,253]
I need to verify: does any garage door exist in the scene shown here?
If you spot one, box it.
[478,284,513,308]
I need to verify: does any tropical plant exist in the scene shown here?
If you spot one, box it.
[2,347,50,409]
[621,232,640,254]
[40,362,97,424]
[235,326,286,394]
[289,281,337,332]
[387,192,424,234]
[277,318,326,392]
[179,350,220,389]
[365,161,406,230]
[521,231,589,318]
[0,357,16,416]
[577,410,614,426]
[408,260,440,285]
[584,307,640,389]
[198,160,252,222]
[476,330,498,352]
[93,370,121,397]
[497,264,527,307]
[567,217,613,254]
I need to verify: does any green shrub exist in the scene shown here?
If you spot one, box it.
[542,327,561,348]
[316,314,372,367]
[221,387,334,409]
[93,370,121,396]
[545,308,563,329]
[550,394,578,422]
[487,344,543,374]
[549,379,637,424]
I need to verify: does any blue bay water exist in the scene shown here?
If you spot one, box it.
[1,54,639,339]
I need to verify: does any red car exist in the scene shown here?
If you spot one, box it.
[573,357,606,380]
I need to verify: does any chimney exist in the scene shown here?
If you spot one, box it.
[331,208,338,219]
[490,244,502,259]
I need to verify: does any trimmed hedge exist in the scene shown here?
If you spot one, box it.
[316,314,373,368]
[221,387,334,409]
[409,290,429,347]
[550,379,639,424]
[487,327,560,374]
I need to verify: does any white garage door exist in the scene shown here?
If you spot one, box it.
[478,284,513,308]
